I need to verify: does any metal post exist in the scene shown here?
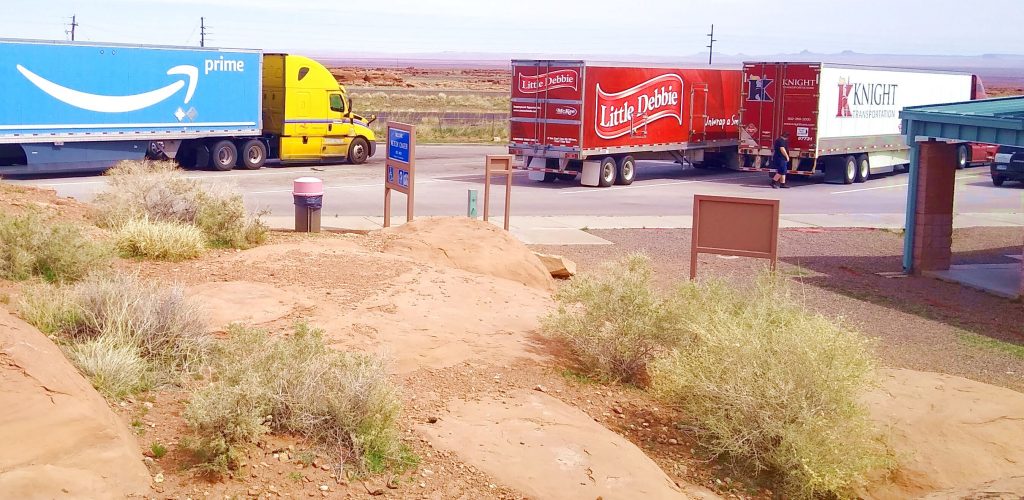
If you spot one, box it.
[200,17,206,47]
[467,189,479,218]
[902,132,921,273]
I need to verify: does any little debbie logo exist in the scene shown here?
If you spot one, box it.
[595,74,683,139]
[518,69,579,94]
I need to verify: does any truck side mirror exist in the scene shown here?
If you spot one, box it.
[347,97,353,112]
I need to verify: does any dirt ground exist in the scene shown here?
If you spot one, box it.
[536,227,1024,392]
[4,185,1024,499]
[330,67,509,91]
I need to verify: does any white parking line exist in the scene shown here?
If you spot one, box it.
[559,173,758,195]
[831,183,908,195]
[831,173,984,195]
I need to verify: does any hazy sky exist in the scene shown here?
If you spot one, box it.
[3,0,1021,57]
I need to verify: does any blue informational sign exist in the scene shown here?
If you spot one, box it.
[0,40,261,139]
[387,127,411,163]
[387,165,409,189]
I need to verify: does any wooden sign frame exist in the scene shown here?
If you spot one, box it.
[384,122,416,228]
[483,154,514,231]
[690,194,780,279]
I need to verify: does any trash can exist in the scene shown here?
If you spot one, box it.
[292,177,323,233]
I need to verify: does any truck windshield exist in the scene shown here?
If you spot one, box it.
[329,94,346,113]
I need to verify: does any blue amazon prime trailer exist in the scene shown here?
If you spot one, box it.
[0,38,262,174]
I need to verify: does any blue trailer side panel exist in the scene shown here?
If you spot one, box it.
[0,39,261,143]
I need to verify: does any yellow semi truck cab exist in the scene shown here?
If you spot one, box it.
[262,54,376,165]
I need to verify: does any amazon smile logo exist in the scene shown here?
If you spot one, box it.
[16,64,198,113]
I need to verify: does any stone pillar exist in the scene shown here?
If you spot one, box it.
[911,141,956,274]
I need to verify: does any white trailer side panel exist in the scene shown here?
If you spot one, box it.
[817,66,972,140]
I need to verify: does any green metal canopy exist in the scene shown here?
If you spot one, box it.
[901,96,1024,147]
[900,96,1024,272]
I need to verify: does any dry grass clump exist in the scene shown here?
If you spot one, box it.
[93,160,267,250]
[650,275,891,498]
[542,254,682,383]
[184,324,410,476]
[0,211,111,283]
[116,218,206,261]
[19,272,210,398]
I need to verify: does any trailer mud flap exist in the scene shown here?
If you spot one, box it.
[823,163,846,184]
[580,161,602,186]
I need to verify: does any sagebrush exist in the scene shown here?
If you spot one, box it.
[650,275,891,498]
[542,254,682,383]
[116,218,206,261]
[184,324,410,475]
[19,272,210,398]
[93,160,267,249]
[0,211,111,282]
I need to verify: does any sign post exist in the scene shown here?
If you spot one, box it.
[690,195,780,279]
[483,155,514,231]
[384,122,416,228]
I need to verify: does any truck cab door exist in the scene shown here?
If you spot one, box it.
[689,83,709,143]
[322,92,350,157]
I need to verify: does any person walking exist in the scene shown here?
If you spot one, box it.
[771,132,791,188]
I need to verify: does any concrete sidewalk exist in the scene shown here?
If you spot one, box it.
[265,212,1022,245]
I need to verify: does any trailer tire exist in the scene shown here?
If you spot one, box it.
[615,155,636,185]
[855,155,869,183]
[598,156,617,187]
[348,137,370,164]
[237,139,267,170]
[842,155,857,184]
[956,145,969,170]
[209,140,237,171]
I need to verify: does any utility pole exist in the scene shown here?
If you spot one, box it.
[706,24,717,65]
[200,17,207,47]
[66,15,78,41]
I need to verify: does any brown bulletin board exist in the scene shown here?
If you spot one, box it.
[690,195,780,279]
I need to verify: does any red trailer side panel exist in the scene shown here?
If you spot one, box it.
[580,66,740,151]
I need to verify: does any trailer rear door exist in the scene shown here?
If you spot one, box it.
[510,61,584,153]
[739,62,820,157]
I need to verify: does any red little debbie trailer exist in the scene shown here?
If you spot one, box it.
[509,60,742,186]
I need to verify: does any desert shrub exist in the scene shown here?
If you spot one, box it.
[194,187,267,249]
[116,218,206,261]
[0,212,111,283]
[542,254,682,383]
[92,160,202,228]
[93,159,267,249]
[19,272,210,398]
[650,275,891,498]
[184,324,407,475]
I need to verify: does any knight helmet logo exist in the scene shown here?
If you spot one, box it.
[747,77,773,102]
[837,77,853,117]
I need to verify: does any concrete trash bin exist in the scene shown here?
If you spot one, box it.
[292,177,323,233]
